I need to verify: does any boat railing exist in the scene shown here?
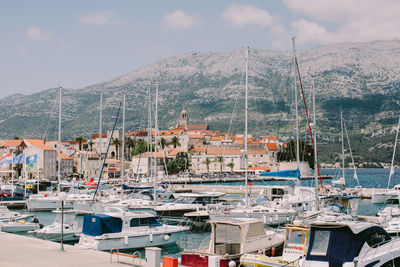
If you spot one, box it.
[110,248,141,266]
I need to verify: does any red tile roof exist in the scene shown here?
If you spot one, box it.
[3,140,25,147]
[24,139,55,151]
[188,124,208,131]
[190,134,205,139]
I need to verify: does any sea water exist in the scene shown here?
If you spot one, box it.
[17,168,400,258]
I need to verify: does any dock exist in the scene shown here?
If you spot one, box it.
[0,231,146,267]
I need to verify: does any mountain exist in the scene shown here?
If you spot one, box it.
[1,40,400,164]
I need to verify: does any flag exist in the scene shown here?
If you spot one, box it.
[13,153,25,164]
[112,114,117,119]
[0,153,13,164]
[26,154,38,172]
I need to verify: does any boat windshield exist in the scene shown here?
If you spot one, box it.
[54,213,75,225]
[174,197,196,204]
[286,228,307,246]
[214,223,241,255]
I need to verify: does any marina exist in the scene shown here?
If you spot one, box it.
[2,3,400,265]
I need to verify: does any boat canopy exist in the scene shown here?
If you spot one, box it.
[306,224,390,264]
[82,214,122,236]
[260,169,300,179]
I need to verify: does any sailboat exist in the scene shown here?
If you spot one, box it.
[371,117,400,204]
[208,47,298,225]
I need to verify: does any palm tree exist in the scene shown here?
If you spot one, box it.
[169,136,181,148]
[125,137,136,160]
[215,156,224,174]
[111,138,122,159]
[227,162,235,173]
[160,137,168,149]
[88,140,94,151]
[202,158,211,173]
[75,136,86,151]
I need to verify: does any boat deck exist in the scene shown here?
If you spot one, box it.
[0,231,146,266]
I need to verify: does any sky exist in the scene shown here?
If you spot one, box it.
[1,0,399,98]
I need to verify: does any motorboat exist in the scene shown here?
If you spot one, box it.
[0,217,40,233]
[240,224,310,267]
[298,220,400,266]
[181,218,284,267]
[209,205,297,227]
[0,205,34,222]
[153,192,225,218]
[30,210,81,242]
[384,218,400,237]
[26,192,93,211]
[76,208,189,250]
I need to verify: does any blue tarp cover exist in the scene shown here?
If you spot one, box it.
[82,214,122,236]
[260,169,301,179]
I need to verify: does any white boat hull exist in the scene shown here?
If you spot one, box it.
[77,230,184,251]
[26,198,73,211]
[0,222,40,232]
[210,212,297,226]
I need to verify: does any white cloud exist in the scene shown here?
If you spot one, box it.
[25,26,52,41]
[291,19,333,45]
[163,10,201,30]
[222,4,275,28]
[77,10,116,25]
[284,0,400,44]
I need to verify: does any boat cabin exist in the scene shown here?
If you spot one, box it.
[173,192,225,205]
[82,211,162,236]
[306,221,391,265]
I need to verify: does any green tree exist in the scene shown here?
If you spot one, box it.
[75,136,86,151]
[13,136,20,140]
[88,140,94,151]
[277,140,315,169]
[169,136,181,148]
[227,162,235,173]
[111,138,122,159]
[131,139,152,156]
[202,158,211,173]
[167,152,188,174]
[125,137,136,160]
[160,137,168,149]
[215,156,224,174]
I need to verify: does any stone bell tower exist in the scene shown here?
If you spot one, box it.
[177,106,189,130]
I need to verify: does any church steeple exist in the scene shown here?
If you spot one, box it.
[178,106,189,130]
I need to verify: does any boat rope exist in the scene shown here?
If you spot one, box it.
[295,58,324,193]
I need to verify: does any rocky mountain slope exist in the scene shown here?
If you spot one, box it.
[1,40,400,163]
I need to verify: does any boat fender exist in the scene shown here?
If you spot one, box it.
[149,233,153,242]
[124,236,128,245]
[163,234,170,241]
[228,260,236,267]
[271,247,276,257]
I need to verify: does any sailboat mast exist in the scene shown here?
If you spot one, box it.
[312,80,319,210]
[341,109,345,185]
[245,47,249,207]
[388,117,400,188]
[99,92,103,177]
[148,88,152,179]
[57,87,62,194]
[154,84,159,203]
[292,37,300,172]
[122,91,126,182]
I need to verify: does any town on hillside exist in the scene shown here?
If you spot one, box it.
[0,107,312,183]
